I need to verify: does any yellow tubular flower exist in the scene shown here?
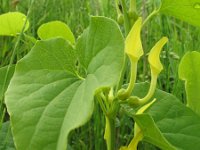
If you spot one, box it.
[125,17,143,62]
[139,37,168,104]
[118,17,143,100]
[148,37,168,75]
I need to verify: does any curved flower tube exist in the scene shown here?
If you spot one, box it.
[118,17,143,100]
[125,17,143,62]
[138,37,168,104]
[125,37,168,106]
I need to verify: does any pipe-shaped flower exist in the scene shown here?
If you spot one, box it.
[125,17,143,62]
[117,17,143,100]
[126,37,168,105]
[137,37,168,104]
[148,37,168,74]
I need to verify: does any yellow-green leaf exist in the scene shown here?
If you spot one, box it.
[5,17,124,150]
[179,51,200,115]
[148,37,168,74]
[0,12,29,36]
[125,17,143,61]
[37,21,75,44]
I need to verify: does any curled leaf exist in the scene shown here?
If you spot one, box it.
[125,17,143,61]
[148,37,168,74]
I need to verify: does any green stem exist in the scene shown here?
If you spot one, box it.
[116,0,133,92]
[96,94,107,115]
[125,60,137,96]
[142,9,159,27]
[139,70,158,104]
[116,55,127,91]
[0,108,6,125]
[121,0,131,35]
[104,116,115,150]
[117,60,138,100]
[129,0,137,12]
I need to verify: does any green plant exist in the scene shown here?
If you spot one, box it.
[1,0,200,150]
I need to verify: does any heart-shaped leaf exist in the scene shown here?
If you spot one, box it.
[5,16,124,150]
[0,12,29,36]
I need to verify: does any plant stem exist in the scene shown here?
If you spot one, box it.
[139,71,157,104]
[121,0,130,35]
[116,0,131,91]
[104,115,115,150]
[96,94,107,115]
[129,0,137,12]
[125,60,137,97]
[142,9,159,27]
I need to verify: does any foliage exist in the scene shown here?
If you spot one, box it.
[179,51,200,115]
[0,12,29,36]
[0,0,200,150]
[160,0,200,27]
[0,121,15,150]
[37,21,75,44]
[5,17,124,150]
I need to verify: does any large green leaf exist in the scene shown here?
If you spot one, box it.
[130,83,200,150]
[5,16,124,150]
[76,17,124,71]
[37,21,75,44]
[179,51,200,115]
[160,0,200,27]
[0,12,29,36]
[133,114,176,150]
[0,122,15,150]
[0,66,15,100]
